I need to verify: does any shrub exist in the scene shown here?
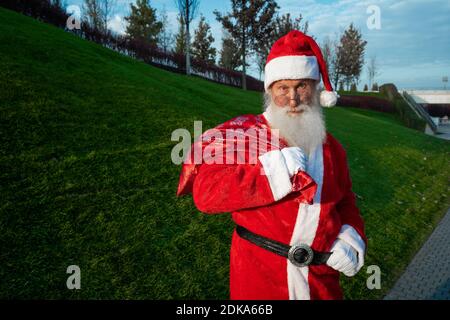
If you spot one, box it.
[378,83,426,131]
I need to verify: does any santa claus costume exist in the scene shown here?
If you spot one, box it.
[177,30,367,300]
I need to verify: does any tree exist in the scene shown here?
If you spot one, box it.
[255,13,309,80]
[214,0,278,90]
[219,30,242,71]
[363,84,368,91]
[125,0,162,47]
[321,36,333,76]
[83,0,116,33]
[322,33,343,90]
[175,14,187,55]
[367,55,379,90]
[192,15,216,64]
[100,0,116,34]
[175,0,200,75]
[335,23,367,90]
[372,82,379,91]
[271,13,308,39]
[83,0,103,31]
[159,6,174,53]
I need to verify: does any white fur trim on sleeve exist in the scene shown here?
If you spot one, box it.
[336,224,366,271]
[258,150,292,201]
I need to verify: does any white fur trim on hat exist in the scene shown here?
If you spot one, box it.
[264,56,319,92]
[320,90,339,107]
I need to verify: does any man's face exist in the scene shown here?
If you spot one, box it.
[269,79,316,117]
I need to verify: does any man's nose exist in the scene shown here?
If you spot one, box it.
[289,89,299,107]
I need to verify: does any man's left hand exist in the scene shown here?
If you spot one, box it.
[326,239,360,277]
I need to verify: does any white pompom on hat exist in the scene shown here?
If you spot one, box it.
[264,30,339,107]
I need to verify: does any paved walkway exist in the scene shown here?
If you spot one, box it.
[425,123,450,140]
[384,208,450,300]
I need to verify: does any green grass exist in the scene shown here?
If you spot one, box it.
[338,90,427,131]
[1,7,449,299]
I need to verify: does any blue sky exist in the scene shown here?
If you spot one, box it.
[68,0,450,90]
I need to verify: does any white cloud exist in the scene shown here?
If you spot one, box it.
[108,14,128,35]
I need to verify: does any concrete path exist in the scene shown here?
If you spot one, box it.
[384,208,450,300]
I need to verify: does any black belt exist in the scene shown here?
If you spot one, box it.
[236,225,332,267]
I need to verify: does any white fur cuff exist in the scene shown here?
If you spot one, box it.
[258,150,292,201]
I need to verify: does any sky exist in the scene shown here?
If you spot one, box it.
[68,0,450,90]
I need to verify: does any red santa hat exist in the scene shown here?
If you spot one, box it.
[264,30,339,107]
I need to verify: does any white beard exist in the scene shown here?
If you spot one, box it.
[264,94,326,156]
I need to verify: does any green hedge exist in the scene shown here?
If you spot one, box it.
[392,97,427,131]
[379,84,426,131]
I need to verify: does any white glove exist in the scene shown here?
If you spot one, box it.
[281,147,307,177]
[326,239,360,277]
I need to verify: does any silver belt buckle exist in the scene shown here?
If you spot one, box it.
[288,243,314,267]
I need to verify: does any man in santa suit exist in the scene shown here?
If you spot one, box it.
[177,30,367,300]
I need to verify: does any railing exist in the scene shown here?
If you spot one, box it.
[402,91,439,133]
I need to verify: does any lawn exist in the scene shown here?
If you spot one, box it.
[0,7,449,299]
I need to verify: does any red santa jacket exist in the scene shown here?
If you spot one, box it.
[177,113,367,300]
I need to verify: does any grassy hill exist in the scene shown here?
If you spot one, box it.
[1,7,449,299]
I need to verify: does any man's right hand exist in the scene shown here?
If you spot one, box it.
[281,147,308,177]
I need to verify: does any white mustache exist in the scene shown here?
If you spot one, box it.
[284,104,310,113]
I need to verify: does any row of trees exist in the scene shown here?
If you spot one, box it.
[81,0,375,91]
[181,1,375,91]
[81,0,316,90]
[8,0,376,92]
[85,0,216,74]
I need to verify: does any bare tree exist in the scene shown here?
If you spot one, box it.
[175,0,200,75]
[321,36,333,72]
[321,35,343,91]
[159,6,174,53]
[83,0,116,33]
[101,0,117,34]
[367,55,380,91]
[83,0,103,31]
